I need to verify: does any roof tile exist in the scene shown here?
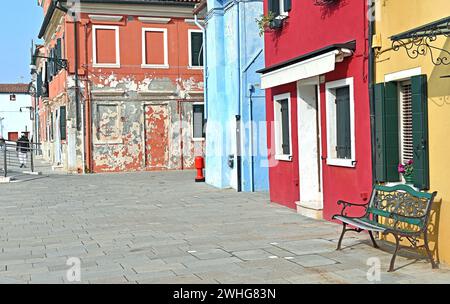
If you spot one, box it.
[0,84,30,94]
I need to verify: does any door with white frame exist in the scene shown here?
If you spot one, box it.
[297,78,323,209]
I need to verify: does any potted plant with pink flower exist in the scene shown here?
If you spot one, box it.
[398,159,414,184]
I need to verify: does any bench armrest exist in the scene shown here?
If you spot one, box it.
[336,200,369,218]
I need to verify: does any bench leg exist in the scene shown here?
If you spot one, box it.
[388,234,401,272]
[337,223,347,251]
[368,231,379,249]
[424,231,439,269]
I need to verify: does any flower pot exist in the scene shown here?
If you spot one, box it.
[269,18,284,30]
[404,175,414,185]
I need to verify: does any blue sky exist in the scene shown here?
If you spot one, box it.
[0,0,43,84]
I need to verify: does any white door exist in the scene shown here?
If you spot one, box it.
[297,82,323,209]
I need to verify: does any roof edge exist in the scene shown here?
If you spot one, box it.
[257,41,357,75]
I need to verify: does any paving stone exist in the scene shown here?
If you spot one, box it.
[189,249,232,260]
[1,168,449,284]
[290,254,338,268]
[276,239,337,256]
[232,249,273,261]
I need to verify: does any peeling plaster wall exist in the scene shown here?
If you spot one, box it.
[90,77,205,173]
[38,6,205,174]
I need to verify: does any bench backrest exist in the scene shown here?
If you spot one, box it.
[368,184,437,231]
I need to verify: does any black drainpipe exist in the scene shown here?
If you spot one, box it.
[368,0,376,185]
[236,115,242,193]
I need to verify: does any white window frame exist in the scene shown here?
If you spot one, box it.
[192,102,205,141]
[273,93,292,162]
[92,25,121,68]
[141,28,169,69]
[188,29,204,69]
[277,0,289,18]
[325,77,356,168]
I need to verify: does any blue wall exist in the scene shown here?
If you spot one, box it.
[204,0,268,192]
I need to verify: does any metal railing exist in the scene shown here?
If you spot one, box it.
[0,140,42,177]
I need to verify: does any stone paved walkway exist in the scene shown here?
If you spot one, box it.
[1,170,449,284]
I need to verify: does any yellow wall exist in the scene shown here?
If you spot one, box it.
[375,0,450,264]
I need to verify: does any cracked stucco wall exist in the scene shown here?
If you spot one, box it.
[89,74,205,173]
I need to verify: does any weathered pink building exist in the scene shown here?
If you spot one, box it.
[34,0,205,173]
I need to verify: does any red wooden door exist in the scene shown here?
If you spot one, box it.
[144,104,169,170]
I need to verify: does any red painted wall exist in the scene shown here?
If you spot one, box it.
[72,14,204,86]
[264,0,373,220]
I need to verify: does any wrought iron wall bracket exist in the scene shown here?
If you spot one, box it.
[391,17,450,66]
[32,55,69,70]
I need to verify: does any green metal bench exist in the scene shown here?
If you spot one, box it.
[332,184,438,272]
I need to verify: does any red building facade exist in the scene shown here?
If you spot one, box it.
[259,0,373,220]
[34,0,205,173]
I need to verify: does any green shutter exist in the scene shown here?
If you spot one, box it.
[384,82,400,182]
[374,83,386,182]
[374,82,400,182]
[284,0,292,12]
[56,38,62,72]
[37,72,43,97]
[336,87,351,159]
[280,99,290,155]
[50,112,54,141]
[411,75,430,190]
[60,106,67,141]
[268,0,280,16]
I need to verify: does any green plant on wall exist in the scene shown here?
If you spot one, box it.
[256,11,275,37]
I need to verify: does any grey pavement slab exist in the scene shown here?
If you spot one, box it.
[1,170,449,284]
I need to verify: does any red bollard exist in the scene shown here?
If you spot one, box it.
[195,156,205,183]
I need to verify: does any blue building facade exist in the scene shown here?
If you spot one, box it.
[197,0,268,192]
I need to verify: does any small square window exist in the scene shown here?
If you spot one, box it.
[269,0,291,18]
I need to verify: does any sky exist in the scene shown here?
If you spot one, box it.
[0,0,43,84]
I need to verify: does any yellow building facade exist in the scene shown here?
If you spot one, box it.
[374,0,450,264]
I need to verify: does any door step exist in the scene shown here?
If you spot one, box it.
[296,201,323,220]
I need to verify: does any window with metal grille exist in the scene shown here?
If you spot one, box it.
[399,82,413,163]
[193,104,205,139]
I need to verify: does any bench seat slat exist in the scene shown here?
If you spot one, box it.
[334,216,420,234]
[333,216,386,232]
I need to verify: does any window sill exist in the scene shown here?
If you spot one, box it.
[141,64,169,69]
[275,13,289,20]
[93,64,121,69]
[275,154,292,162]
[192,138,205,142]
[326,158,356,168]
[188,66,204,70]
